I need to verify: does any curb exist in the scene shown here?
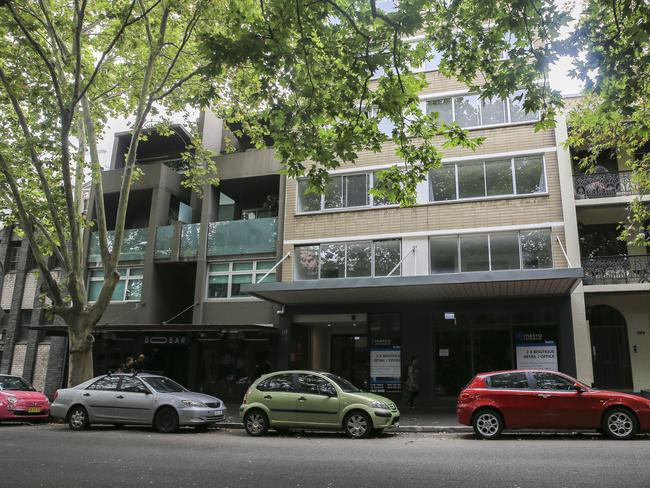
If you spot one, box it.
[219,421,472,434]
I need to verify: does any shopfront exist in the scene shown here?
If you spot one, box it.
[245,268,582,405]
[87,325,277,401]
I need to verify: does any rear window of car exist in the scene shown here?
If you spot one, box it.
[487,372,529,389]
[257,373,295,392]
[86,376,121,391]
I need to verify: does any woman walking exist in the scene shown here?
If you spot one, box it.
[406,356,419,409]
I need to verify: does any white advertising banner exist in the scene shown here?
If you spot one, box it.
[370,348,401,379]
[515,342,558,371]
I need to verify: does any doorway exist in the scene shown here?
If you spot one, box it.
[589,305,633,389]
[330,335,369,390]
[434,329,512,397]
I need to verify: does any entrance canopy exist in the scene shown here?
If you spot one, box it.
[243,268,583,306]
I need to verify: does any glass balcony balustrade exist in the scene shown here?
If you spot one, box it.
[207,217,278,256]
[88,228,148,263]
[180,223,201,258]
[154,225,175,259]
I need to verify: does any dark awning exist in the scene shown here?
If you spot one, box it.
[28,323,277,336]
[242,268,583,306]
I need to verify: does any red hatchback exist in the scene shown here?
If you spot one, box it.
[457,369,650,439]
[0,374,50,423]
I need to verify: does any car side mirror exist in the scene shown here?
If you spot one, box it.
[574,383,586,393]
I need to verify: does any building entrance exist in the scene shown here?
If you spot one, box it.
[434,329,512,397]
[589,305,633,389]
[330,335,369,390]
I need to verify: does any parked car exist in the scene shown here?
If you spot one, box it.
[50,373,226,433]
[0,374,50,423]
[239,370,400,439]
[457,369,650,439]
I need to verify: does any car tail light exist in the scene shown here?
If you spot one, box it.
[52,390,59,401]
[459,391,475,403]
[242,388,250,405]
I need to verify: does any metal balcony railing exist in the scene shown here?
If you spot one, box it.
[582,255,650,285]
[573,171,633,199]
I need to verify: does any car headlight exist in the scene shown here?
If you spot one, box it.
[370,400,388,409]
[181,400,207,408]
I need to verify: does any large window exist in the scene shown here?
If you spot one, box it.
[426,91,539,128]
[297,172,392,212]
[88,267,143,302]
[429,229,553,274]
[295,239,401,280]
[429,156,546,203]
[207,261,275,299]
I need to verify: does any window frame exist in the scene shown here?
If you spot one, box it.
[294,239,402,281]
[429,228,554,275]
[486,372,531,390]
[428,156,547,204]
[530,372,576,391]
[423,90,540,130]
[296,171,400,214]
[87,267,144,303]
[205,260,276,300]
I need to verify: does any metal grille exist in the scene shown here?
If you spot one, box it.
[583,255,650,285]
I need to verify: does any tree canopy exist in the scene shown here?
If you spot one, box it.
[566,0,650,246]
[0,0,570,384]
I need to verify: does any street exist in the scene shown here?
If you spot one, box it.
[1,424,650,487]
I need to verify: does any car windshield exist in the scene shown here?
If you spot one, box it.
[0,376,35,391]
[324,373,359,393]
[142,377,186,393]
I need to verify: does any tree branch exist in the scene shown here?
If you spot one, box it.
[0,66,72,271]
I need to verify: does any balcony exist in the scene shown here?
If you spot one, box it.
[88,227,148,263]
[582,255,650,286]
[207,217,278,256]
[573,171,633,200]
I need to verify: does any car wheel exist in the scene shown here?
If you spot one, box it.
[244,409,269,436]
[68,406,89,431]
[602,408,638,440]
[472,409,503,440]
[154,407,179,433]
[344,411,372,439]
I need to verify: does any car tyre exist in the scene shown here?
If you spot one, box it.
[472,408,503,440]
[68,405,90,431]
[602,408,638,440]
[154,407,179,433]
[244,409,269,436]
[344,411,372,439]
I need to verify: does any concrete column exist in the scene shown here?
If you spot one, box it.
[554,113,594,385]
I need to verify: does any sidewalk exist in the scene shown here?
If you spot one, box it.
[222,403,471,433]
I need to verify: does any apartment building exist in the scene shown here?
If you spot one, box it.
[244,65,588,404]
[1,66,647,406]
[555,98,650,393]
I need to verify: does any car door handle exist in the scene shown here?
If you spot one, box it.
[537,393,551,398]
[298,396,306,402]
[263,395,272,400]
[83,393,90,397]
[116,395,124,399]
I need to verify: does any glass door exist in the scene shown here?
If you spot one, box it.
[330,335,369,390]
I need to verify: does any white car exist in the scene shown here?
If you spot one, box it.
[50,373,226,433]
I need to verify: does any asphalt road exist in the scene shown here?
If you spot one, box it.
[1,423,650,488]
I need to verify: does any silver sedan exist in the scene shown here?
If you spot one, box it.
[50,373,226,433]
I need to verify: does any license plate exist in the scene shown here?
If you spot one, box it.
[27,407,41,414]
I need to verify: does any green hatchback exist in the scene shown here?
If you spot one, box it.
[239,370,400,439]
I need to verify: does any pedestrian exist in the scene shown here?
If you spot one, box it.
[120,356,135,373]
[135,353,147,373]
[406,356,419,409]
